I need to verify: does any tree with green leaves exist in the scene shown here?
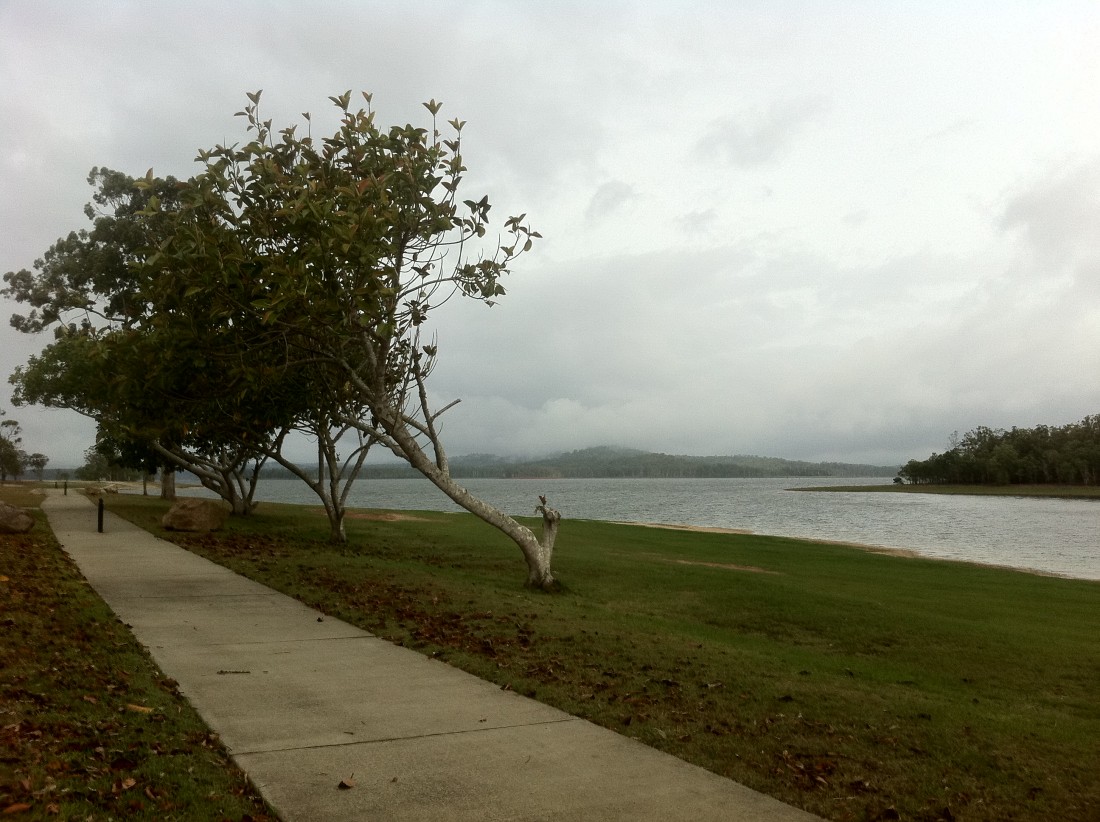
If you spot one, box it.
[4,168,181,334]
[0,411,25,482]
[74,444,140,482]
[897,415,1100,486]
[141,90,561,586]
[3,170,283,511]
[25,453,49,481]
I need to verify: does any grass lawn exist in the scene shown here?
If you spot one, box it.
[0,485,274,820]
[100,493,1100,822]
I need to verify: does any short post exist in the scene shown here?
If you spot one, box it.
[97,498,104,533]
[64,480,68,496]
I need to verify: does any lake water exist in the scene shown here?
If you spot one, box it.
[212,476,1100,581]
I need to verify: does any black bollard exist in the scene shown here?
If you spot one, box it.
[64,480,68,496]
[98,498,104,533]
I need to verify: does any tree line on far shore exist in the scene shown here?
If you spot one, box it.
[897,415,1100,486]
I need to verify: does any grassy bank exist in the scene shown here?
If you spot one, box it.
[0,485,273,820]
[797,483,1100,499]
[101,494,1100,822]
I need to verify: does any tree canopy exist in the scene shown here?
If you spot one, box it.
[134,91,558,582]
[897,415,1100,486]
[0,410,25,481]
[6,90,561,586]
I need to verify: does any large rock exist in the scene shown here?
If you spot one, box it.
[161,498,229,532]
[0,501,34,534]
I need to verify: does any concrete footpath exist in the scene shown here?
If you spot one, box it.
[42,491,821,821]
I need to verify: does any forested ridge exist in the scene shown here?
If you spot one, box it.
[898,415,1100,485]
[263,446,899,480]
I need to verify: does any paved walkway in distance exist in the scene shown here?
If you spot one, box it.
[42,490,822,821]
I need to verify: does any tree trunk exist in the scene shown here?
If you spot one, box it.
[384,419,560,588]
[329,508,347,544]
[528,499,561,588]
[160,468,176,501]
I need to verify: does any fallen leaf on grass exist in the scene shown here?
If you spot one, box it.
[125,703,153,714]
[3,803,32,815]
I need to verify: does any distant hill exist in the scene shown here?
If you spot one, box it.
[355,446,899,480]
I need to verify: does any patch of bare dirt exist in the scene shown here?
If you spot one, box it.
[342,511,431,523]
[623,522,754,535]
[666,558,781,574]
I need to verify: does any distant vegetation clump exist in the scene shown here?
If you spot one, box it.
[898,415,1100,486]
[346,446,899,480]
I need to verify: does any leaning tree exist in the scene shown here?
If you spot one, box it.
[140,90,563,587]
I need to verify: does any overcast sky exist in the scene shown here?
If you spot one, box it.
[2,1,1099,469]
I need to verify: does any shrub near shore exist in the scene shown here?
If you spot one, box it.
[102,494,1100,822]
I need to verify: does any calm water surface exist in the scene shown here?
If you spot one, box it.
[227,476,1100,581]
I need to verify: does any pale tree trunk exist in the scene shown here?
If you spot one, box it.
[529,497,561,588]
[319,439,347,544]
[261,418,369,544]
[380,414,561,589]
[333,356,562,588]
[325,500,347,544]
[160,468,176,501]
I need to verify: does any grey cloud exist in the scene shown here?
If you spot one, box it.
[999,161,1100,265]
[425,230,1099,465]
[676,208,720,236]
[584,181,636,223]
[4,3,1099,469]
[697,95,831,167]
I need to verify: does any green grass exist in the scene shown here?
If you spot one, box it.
[0,485,274,821]
[104,494,1100,821]
[798,483,1100,499]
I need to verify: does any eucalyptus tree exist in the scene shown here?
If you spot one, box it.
[0,410,24,481]
[141,90,562,587]
[26,453,49,481]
